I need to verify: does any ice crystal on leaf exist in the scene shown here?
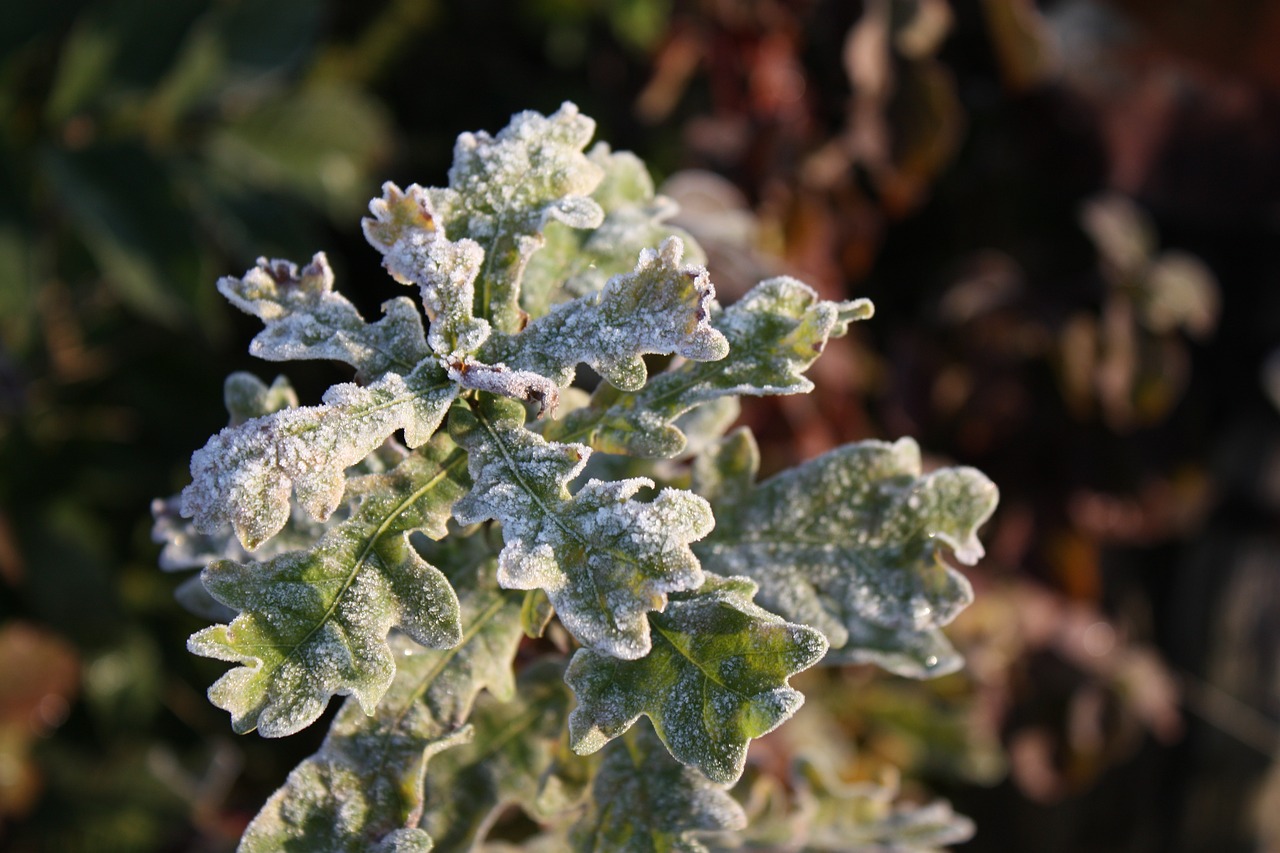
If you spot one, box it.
[427,102,605,333]
[161,102,995,852]
[363,181,492,359]
[181,362,457,549]
[694,428,998,679]
[217,253,429,381]
[520,142,706,316]
[481,235,728,391]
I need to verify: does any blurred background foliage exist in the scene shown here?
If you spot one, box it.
[2,0,1280,850]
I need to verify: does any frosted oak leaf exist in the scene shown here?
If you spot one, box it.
[363,181,492,359]
[566,574,828,784]
[180,362,457,549]
[482,235,728,392]
[570,721,746,853]
[449,394,714,660]
[544,276,872,457]
[217,252,429,382]
[188,435,470,737]
[694,429,998,678]
[428,102,606,332]
[236,553,526,851]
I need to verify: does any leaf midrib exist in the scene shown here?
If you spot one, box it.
[475,404,623,634]
[272,449,469,673]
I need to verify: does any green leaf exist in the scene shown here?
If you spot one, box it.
[480,235,728,392]
[42,144,202,324]
[694,431,997,679]
[521,589,555,639]
[687,426,757,513]
[566,574,828,784]
[570,720,747,853]
[520,142,705,318]
[189,434,471,737]
[217,252,429,382]
[429,102,605,332]
[181,361,458,549]
[224,372,301,424]
[363,181,572,413]
[206,83,392,217]
[449,395,714,660]
[237,553,526,851]
[544,277,873,457]
[419,660,588,851]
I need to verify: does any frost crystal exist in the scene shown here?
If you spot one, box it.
[218,253,429,382]
[521,142,704,316]
[544,276,872,457]
[364,181,492,359]
[238,551,525,852]
[429,102,605,332]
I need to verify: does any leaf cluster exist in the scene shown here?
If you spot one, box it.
[156,103,997,851]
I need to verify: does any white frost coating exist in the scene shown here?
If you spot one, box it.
[913,466,999,565]
[435,103,605,235]
[189,484,465,739]
[486,235,729,391]
[391,229,490,355]
[151,496,330,572]
[825,618,964,679]
[445,357,560,417]
[364,181,493,358]
[235,630,495,851]
[452,402,713,659]
[180,364,456,549]
[217,253,429,381]
[426,103,607,332]
[546,275,874,458]
[695,434,998,675]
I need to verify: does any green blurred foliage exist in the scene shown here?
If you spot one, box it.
[0,1,396,848]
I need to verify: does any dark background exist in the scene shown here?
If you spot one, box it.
[2,1,1280,850]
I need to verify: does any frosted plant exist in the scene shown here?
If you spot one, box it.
[156,103,998,852]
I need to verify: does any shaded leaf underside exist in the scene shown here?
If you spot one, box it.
[571,721,746,853]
